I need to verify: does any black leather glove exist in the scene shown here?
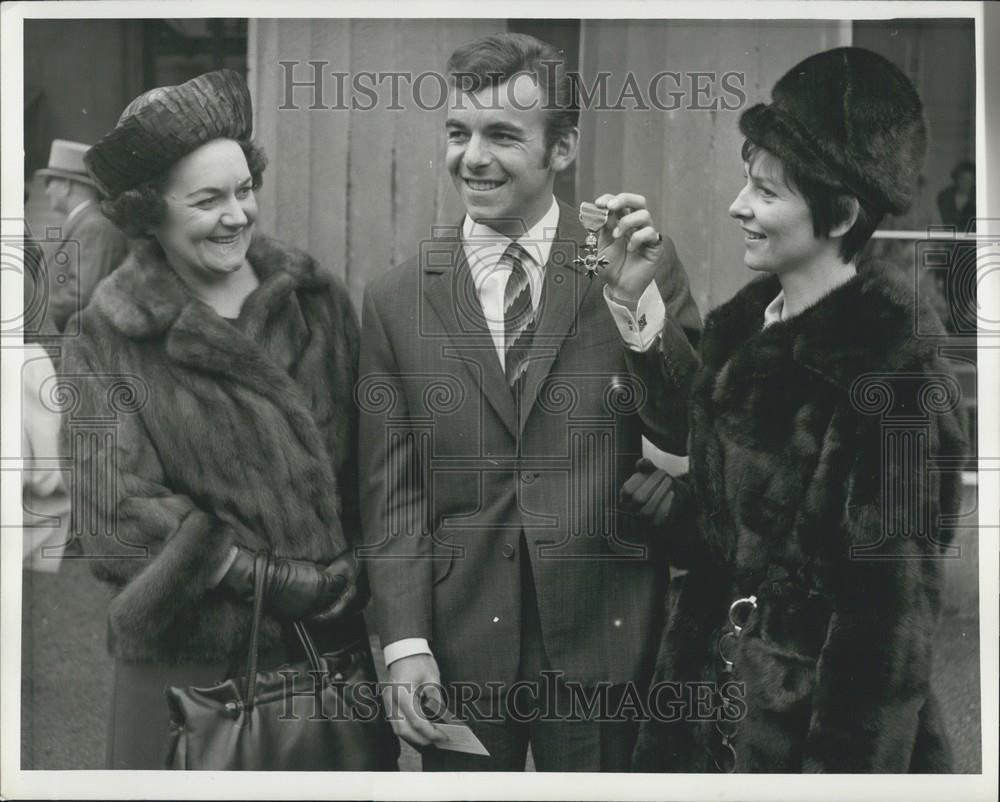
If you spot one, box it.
[221,547,360,622]
[620,457,677,530]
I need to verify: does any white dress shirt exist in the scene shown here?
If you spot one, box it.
[462,197,559,368]
[603,282,667,352]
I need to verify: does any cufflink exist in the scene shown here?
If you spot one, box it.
[638,314,647,331]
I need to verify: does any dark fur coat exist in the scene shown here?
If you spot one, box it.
[60,234,361,664]
[631,261,967,773]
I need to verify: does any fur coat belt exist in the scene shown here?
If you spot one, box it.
[61,234,361,664]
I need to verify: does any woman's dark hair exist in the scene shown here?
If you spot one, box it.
[101,139,267,238]
[446,33,579,162]
[741,139,880,264]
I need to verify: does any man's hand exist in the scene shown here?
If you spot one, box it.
[593,192,671,307]
[383,654,448,748]
[620,457,677,530]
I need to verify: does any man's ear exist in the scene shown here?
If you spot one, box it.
[548,127,580,173]
[830,195,860,238]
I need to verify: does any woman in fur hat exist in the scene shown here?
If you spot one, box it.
[63,70,397,770]
[607,48,968,772]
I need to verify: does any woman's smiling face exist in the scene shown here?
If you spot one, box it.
[728,147,826,276]
[154,138,257,281]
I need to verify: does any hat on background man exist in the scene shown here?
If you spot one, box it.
[35,139,98,188]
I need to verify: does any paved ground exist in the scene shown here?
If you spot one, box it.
[20,558,982,773]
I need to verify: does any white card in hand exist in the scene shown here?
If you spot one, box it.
[432,722,490,755]
[428,709,490,756]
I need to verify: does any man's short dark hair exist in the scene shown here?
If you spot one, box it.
[446,33,579,157]
[741,139,880,264]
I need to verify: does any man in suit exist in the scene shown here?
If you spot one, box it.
[36,139,128,332]
[359,33,702,771]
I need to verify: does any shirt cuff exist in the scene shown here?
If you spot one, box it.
[603,281,666,352]
[383,637,433,666]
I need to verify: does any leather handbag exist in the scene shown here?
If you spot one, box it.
[165,551,397,770]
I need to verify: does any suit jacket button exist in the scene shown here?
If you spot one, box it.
[502,543,516,559]
[519,471,535,484]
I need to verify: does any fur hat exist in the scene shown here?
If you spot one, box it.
[739,47,926,215]
[85,69,252,200]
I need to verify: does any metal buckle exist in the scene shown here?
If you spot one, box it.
[718,631,738,673]
[713,737,737,773]
[728,594,758,635]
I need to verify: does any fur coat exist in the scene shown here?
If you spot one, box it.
[631,261,967,773]
[60,234,361,664]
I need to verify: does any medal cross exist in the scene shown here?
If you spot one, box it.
[574,230,609,277]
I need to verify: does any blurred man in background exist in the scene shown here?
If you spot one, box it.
[36,139,127,331]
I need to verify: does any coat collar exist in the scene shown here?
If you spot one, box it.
[89,233,341,493]
[60,201,101,240]
[92,232,331,339]
[705,261,942,391]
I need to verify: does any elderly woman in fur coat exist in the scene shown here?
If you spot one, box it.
[606,48,967,772]
[61,70,396,770]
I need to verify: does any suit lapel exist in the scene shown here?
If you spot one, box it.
[519,206,593,433]
[422,235,519,438]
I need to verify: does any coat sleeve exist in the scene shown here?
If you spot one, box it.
[318,277,363,548]
[59,335,246,654]
[628,239,702,456]
[802,399,965,772]
[357,285,434,647]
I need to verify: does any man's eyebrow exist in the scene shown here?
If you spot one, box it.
[445,118,467,128]
[484,121,525,135]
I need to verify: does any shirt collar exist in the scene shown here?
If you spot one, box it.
[66,199,93,224]
[461,196,560,274]
[762,290,785,328]
[763,269,858,329]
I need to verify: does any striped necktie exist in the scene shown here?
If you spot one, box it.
[502,242,535,393]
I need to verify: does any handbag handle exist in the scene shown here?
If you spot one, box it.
[243,551,271,712]
[239,553,329,712]
[240,550,270,713]
[292,620,326,674]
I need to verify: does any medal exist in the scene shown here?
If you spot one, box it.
[575,202,610,278]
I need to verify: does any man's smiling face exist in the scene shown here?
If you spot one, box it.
[445,73,559,236]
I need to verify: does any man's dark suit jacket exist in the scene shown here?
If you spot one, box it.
[359,201,702,688]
